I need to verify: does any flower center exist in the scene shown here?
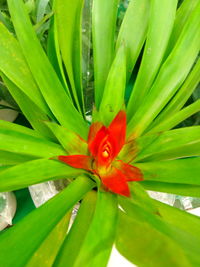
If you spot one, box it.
[102,150,109,158]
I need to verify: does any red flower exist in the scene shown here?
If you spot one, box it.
[58,111,142,197]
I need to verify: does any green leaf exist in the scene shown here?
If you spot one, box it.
[152,199,200,239]
[134,126,200,161]
[0,22,52,117]
[165,0,200,57]
[118,196,200,266]
[54,191,97,267]
[147,99,200,134]
[147,58,200,131]
[45,121,88,154]
[36,0,50,23]
[127,0,178,118]
[7,0,88,138]
[0,127,66,158]
[0,151,36,165]
[0,120,44,138]
[99,44,126,125]
[73,190,118,267]
[54,0,84,113]
[116,0,150,81]
[116,210,191,267]
[92,0,119,108]
[26,212,71,267]
[0,176,94,267]
[135,157,200,185]
[1,73,56,140]
[141,181,200,198]
[47,17,68,88]
[0,159,85,192]
[127,2,200,137]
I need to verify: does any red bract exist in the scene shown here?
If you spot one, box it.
[58,111,143,197]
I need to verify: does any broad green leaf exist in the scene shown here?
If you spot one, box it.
[141,181,200,198]
[0,127,66,158]
[54,191,97,267]
[0,176,94,267]
[7,0,88,139]
[45,121,88,155]
[26,212,71,267]
[146,99,200,135]
[127,0,178,118]
[1,73,56,140]
[0,120,44,138]
[118,197,200,266]
[92,0,119,108]
[0,151,36,165]
[0,159,85,192]
[73,191,118,267]
[0,23,52,117]
[135,157,200,185]
[134,126,200,162]
[127,3,200,138]
[54,0,84,114]
[147,58,200,131]
[99,45,126,125]
[152,199,200,239]
[116,0,150,81]
[116,211,191,267]
[165,0,199,57]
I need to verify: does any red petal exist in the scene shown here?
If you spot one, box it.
[88,121,103,147]
[100,166,130,197]
[58,155,92,171]
[88,125,109,157]
[114,160,143,181]
[108,110,126,156]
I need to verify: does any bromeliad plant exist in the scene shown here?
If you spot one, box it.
[0,0,200,266]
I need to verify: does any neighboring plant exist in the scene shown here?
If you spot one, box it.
[0,0,200,266]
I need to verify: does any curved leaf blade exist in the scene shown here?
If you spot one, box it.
[92,0,119,108]
[0,159,85,192]
[0,176,94,267]
[127,0,178,118]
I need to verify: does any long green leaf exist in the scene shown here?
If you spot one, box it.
[0,176,94,267]
[134,126,200,162]
[118,198,200,266]
[73,190,118,267]
[153,199,200,238]
[141,181,200,198]
[127,2,200,138]
[54,0,84,113]
[1,73,56,140]
[0,151,36,165]
[7,0,88,138]
[26,212,71,267]
[92,0,119,108]
[0,127,66,158]
[127,0,178,118]
[45,121,88,155]
[147,58,200,131]
[0,23,52,117]
[135,157,200,185]
[54,191,97,267]
[0,159,85,192]
[165,0,200,57]
[99,44,126,125]
[0,120,44,138]
[116,0,150,81]
[146,100,200,135]
[116,210,191,267]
